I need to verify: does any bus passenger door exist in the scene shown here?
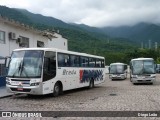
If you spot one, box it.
[43,51,56,94]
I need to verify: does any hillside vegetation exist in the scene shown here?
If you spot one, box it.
[1,6,160,64]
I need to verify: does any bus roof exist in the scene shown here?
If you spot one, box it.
[131,58,154,61]
[110,62,127,66]
[12,48,105,59]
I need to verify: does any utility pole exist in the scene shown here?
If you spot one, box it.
[107,38,110,44]
[155,42,158,51]
[141,42,143,49]
[149,39,151,49]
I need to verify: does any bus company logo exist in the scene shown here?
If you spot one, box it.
[79,70,103,83]
[18,82,22,86]
[80,70,84,81]
[63,69,76,75]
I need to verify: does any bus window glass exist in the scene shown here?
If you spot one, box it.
[80,57,88,67]
[110,65,117,74]
[143,61,155,74]
[96,59,101,68]
[89,58,95,67]
[58,53,70,67]
[70,55,79,67]
[132,61,143,74]
[43,51,56,81]
[101,60,105,68]
[7,50,43,78]
[117,65,123,73]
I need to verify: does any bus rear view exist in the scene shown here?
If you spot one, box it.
[130,58,156,84]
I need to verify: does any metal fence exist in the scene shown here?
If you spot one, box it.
[0,58,6,87]
[0,64,6,76]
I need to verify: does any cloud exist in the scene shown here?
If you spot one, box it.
[0,0,160,27]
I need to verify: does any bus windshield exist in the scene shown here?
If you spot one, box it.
[7,50,44,78]
[110,65,124,74]
[132,60,155,75]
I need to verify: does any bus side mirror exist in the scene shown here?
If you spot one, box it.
[130,65,133,69]
[5,56,11,68]
[108,67,110,73]
[156,64,157,68]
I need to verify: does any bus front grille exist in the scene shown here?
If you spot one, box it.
[11,79,30,82]
[11,88,31,92]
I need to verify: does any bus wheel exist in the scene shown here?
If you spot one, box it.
[53,82,61,97]
[150,82,153,85]
[27,94,33,97]
[89,79,94,89]
[130,77,132,82]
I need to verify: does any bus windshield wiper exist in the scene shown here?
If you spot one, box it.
[20,60,29,78]
[11,62,22,78]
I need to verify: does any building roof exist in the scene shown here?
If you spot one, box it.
[0,16,56,39]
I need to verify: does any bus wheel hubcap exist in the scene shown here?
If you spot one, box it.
[55,86,59,93]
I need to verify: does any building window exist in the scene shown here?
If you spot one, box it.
[19,36,29,48]
[37,41,44,47]
[0,31,5,44]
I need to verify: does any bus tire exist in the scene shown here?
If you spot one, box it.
[150,82,153,85]
[89,79,94,89]
[53,82,61,97]
[130,77,132,82]
[27,94,33,97]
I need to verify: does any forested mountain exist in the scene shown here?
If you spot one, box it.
[1,6,160,64]
[0,6,136,50]
[101,23,160,46]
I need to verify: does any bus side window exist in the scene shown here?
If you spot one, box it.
[58,53,70,67]
[96,59,101,68]
[70,55,80,67]
[89,58,96,67]
[80,57,89,67]
[101,59,105,68]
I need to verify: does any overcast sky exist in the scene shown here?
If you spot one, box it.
[0,0,160,27]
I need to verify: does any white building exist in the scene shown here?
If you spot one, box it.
[0,16,68,58]
[48,32,68,50]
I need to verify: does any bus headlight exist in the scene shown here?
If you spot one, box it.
[151,76,156,78]
[132,75,137,78]
[6,78,11,85]
[30,82,40,86]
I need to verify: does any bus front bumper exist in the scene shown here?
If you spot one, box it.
[6,85,43,95]
[110,74,125,80]
[131,77,156,83]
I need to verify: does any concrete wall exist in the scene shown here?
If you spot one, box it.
[0,20,68,58]
[0,21,48,57]
[48,33,68,50]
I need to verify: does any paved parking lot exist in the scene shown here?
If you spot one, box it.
[0,74,160,119]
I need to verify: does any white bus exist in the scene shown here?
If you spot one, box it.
[6,48,105,96]
[130,58,156,84]
[109,63,128,80]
